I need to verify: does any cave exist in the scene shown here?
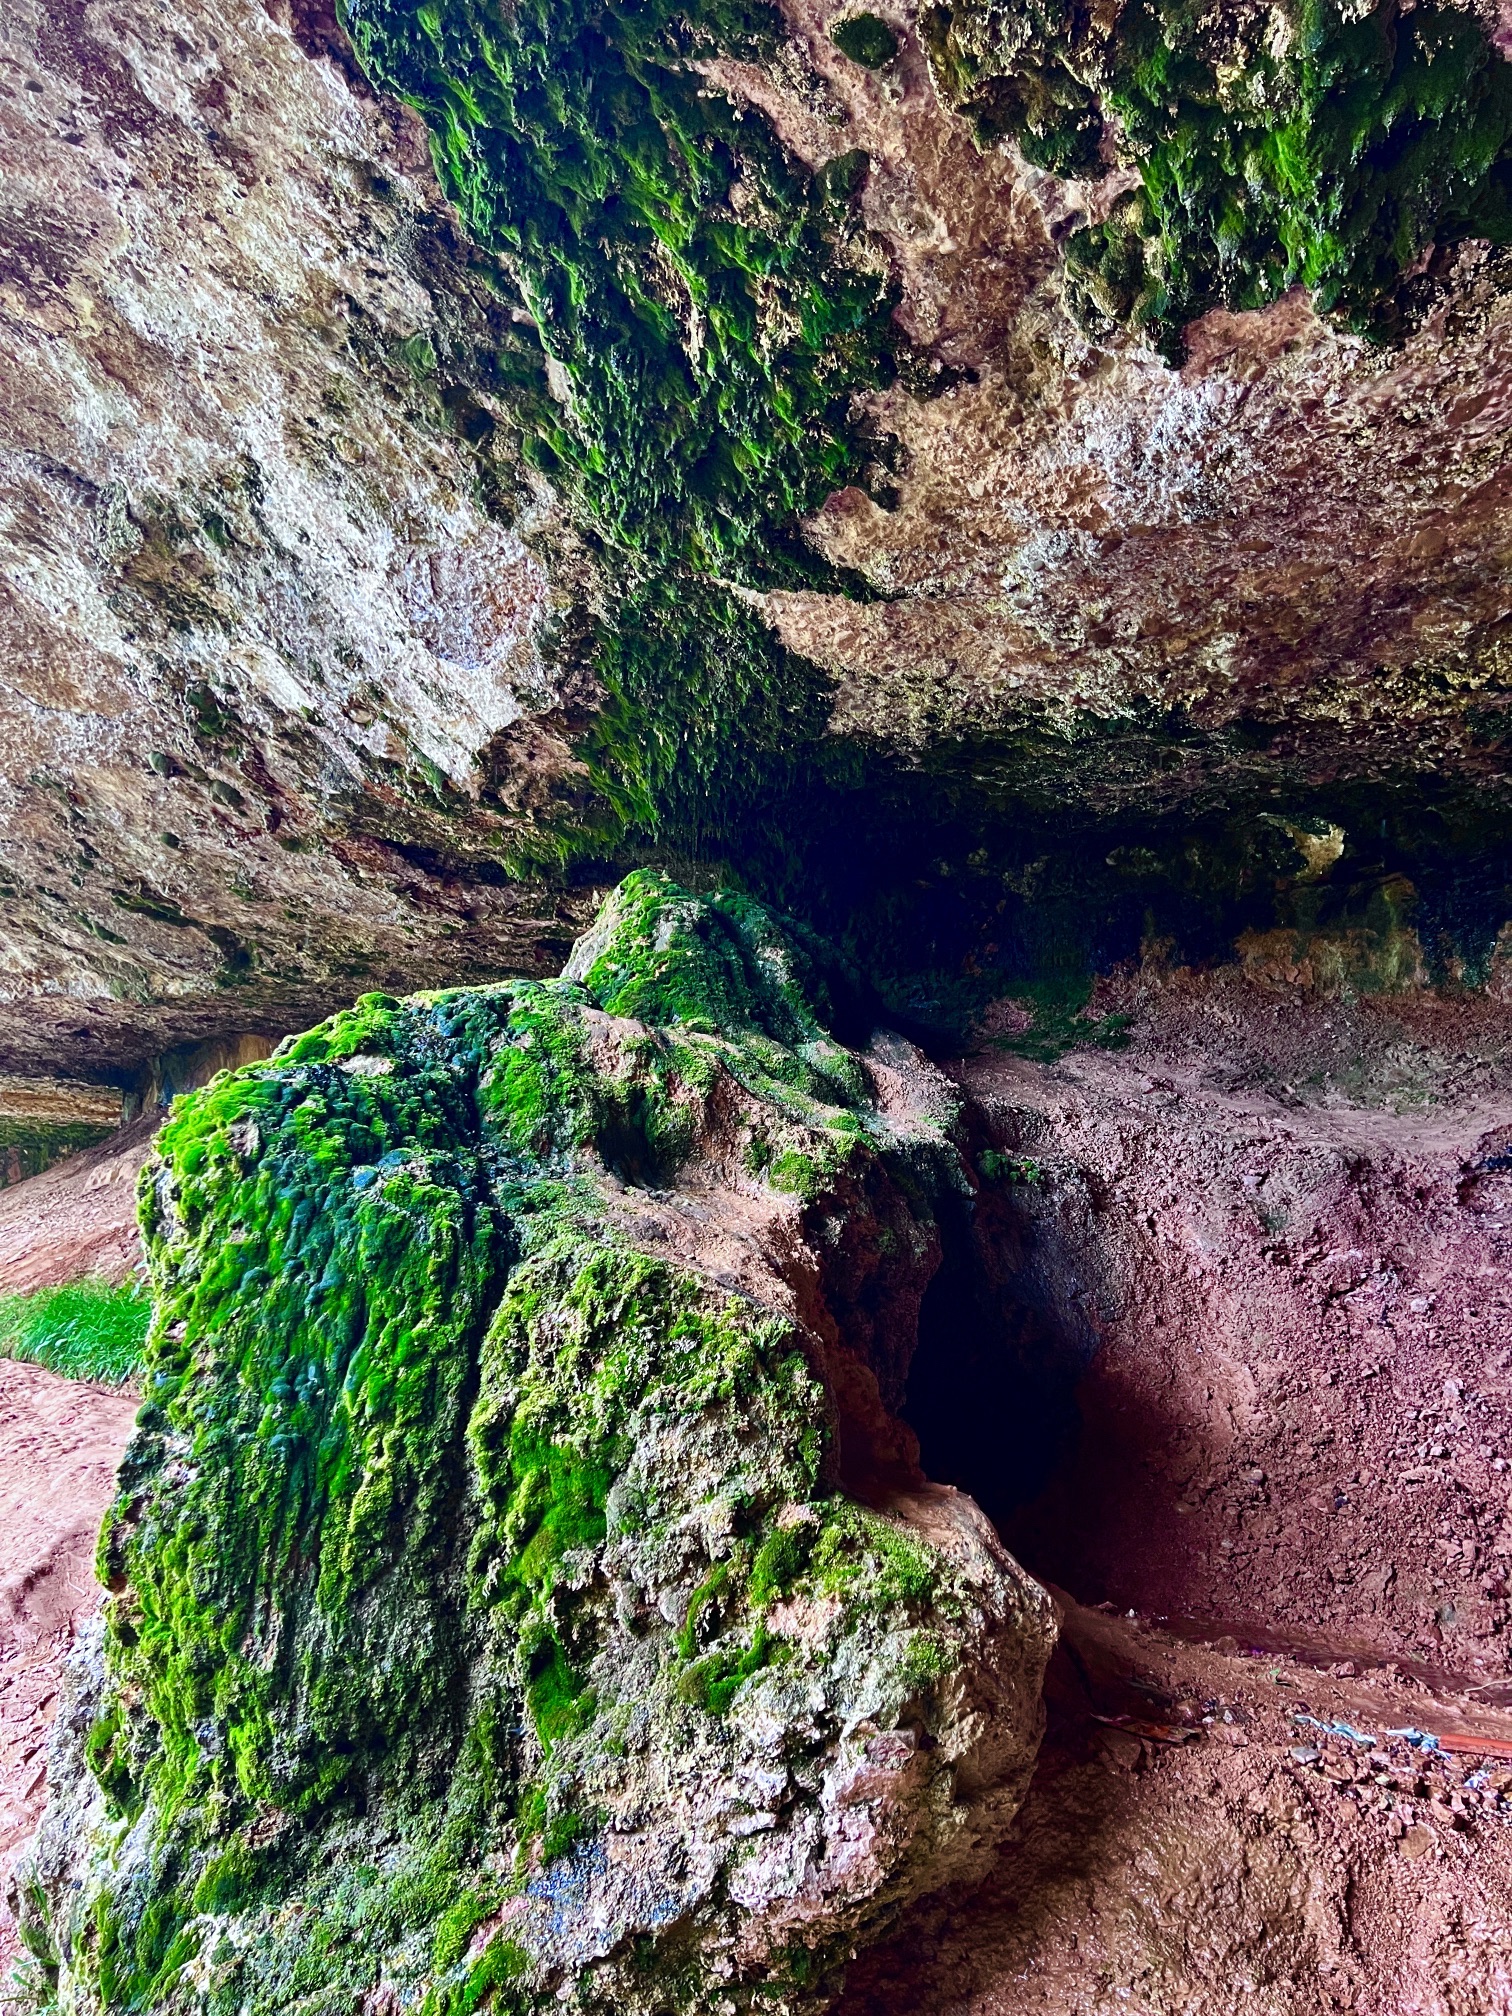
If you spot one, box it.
[902,1188,1091,1536]
[4,0,1512,2005]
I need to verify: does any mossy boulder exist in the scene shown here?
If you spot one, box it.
[13,873,1055,2016]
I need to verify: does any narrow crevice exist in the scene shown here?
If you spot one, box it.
[900,1190,1093,1535]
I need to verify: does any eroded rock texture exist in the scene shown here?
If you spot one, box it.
[11,876,1054,2014]
[0,0,597,1078]
[5,0,1512,1079]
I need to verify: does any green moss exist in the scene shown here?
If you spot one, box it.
[676,1559,735,1659]
[567,868,841,1045]
[748,1520,815,1608]
[810,1502,944,1613]
[677,1624,772,1713]
[432,1886,502,1970]
[831,12,899,68]
[456,1934,530,2013]
[0,1116,117,1185]
[341,0,896,576]
[44,877,985,2015]
[924,0,1512,352]
[539,1807,594,1864]
[320,0,919,891]
[982,975,1132,1062]
[977,1150,1041,1186]
[899,1629,951,1691]
[0,1279,149,1383]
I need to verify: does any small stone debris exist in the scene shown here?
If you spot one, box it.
[1285,1713,1512,1832]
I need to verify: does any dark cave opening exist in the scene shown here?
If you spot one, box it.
[900,1189,1095,1539]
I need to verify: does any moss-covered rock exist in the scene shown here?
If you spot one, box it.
[924,0,1512,353]
[14,873,1054,2015]
[340,0,896,576]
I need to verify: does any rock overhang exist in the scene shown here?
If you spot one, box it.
[1,0,1511,1063]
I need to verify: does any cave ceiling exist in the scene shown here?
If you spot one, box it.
[3,0,1512,1073]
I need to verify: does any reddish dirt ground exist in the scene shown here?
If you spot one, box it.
[953,991,1512,1682]
[0,1361,138,1980]
[838,1598,1512,2016]
[843,985,1512,2013]
[0,1117,156,1293]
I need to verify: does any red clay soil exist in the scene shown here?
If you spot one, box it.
[837,1598,1512,2016]
[0,1361,138,1981]
[0,1117,156,1293]
[956,989,1512,1683]
[839,982,1512,2013]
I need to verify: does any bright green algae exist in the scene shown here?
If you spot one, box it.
[924,0,1512,351]
[339,0,896,575]
[24,875,1002,2015]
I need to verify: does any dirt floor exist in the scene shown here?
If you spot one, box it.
[0,1361,138,1981]
[0,1116,157,1293]
[936,988,1512,1683]
[837,1598,1512,2016]
[0,1128,152,1979]
[850,984,1512,2013]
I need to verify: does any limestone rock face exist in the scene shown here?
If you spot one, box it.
[12,875,1054,2015]
[5,0,1512,1074]
[0,0,596,1081]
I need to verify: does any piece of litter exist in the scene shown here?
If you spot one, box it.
[1385,1727,1442,1751]
[1433,1731,1512,1761]
[1289,1745,1321,1764]
[1294,1714,1376,1746]
[1092,1714,1200,1745]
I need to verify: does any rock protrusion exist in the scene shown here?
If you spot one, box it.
[13,874,1055,2015]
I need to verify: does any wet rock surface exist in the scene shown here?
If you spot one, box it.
[742,0,1512,793]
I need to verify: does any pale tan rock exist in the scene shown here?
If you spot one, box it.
[0,0,597,1079]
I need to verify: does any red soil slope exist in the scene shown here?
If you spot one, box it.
[0,1362,137,1978]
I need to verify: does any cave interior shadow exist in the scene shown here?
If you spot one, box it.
[901,1183,1101,1539]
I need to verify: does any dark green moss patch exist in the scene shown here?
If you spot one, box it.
[924,0,1512,352]
[0,1117,117,1188]
[341,0,897,576]
[326,0,919,894]
[831,13,899,69]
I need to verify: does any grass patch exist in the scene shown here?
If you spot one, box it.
[0,1280,149,1384]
